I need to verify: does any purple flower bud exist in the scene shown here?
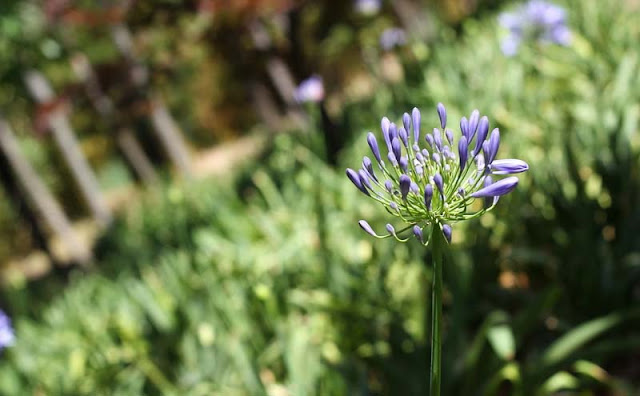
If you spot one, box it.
[415,152,424,162]
[381,117,392,151]
[402,113,411,135]
[399,156,409,172]
[433,128,443,151]
[386,223,396,236]
[389,123,398,141]
[412,107,421,142]
[413,225,424,243]
[413,144,420,152]
[460,117,469,140]
[424,184,433,209]
[457,187,465,197]
[471,176,519,198]
[347,168,369,195]
[437,103,447,129]
[410,182,419,194]
[490,159,529,175]
[399,174,411,200]
[481,175,495,208]
[442,145,451,159]
[445,128,454,145]
[359,220,378,237]
[442,224,452,243]
[458,136,468,171]
[390,202,398,211]
[486,128,500,164]
[481,141,491,167]
[434,173,444,197]
[367,132,382,163]
[468,110,480,140]
[425,133,434,148]
[358,169,373,191]
[398,127,409,148]
[473,116,490,157]
[363,156,377,181]
[392,138,402,161]
[422,149,429,158]
[416,165,423,175]
[384,180,393,192]
[387,151,398,166]
[432,152,441,164]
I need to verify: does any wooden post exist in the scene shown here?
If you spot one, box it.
[111,23,192,176]
[23,70,112,228]
[70,53,159,185]
[0,116,91,265]
[249,21,307,127]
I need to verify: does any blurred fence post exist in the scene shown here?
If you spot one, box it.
[24,70,112,228]
[249,21,307,127]
[0,116,91,265]
[70,53,159,185]
[111,23,192,177]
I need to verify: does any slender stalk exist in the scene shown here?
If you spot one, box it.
[430,225,445,396]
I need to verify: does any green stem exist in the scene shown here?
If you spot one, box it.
[430,225,445,396]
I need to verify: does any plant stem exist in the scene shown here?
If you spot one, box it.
[430,225,445,396]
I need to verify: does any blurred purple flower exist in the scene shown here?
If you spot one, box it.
[354,0,381,16]
[294,75,324,103]
[499,0,571,56]
[380,27,407,51]
[0,310,14,351]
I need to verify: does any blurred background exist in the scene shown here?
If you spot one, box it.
[0,0,639,394]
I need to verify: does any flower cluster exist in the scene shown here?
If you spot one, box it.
[294,75,325,103]
[0,310,14,351]
[346,103,528,245]
[499,0,571,56]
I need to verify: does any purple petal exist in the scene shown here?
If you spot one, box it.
[402,113,411,136]
[445,128,454,146]
[412,107,421,142]
[490,159,529,175]
[460,117,469,140]
[471,176,519,198]
[424,184,433,210]
[458,136,468,171]
[468,110,480,141]
[398,127,409,148]
[346,168,369,195]
[399,174,411,200]
[359,220,378,237]
[413,225,424,243]
[392,137,402,161]
[437,103,447,129]
[399,156,409,173]
[442,224,452,243]
[473,116,489,157]
[367,132,382,163]
[487,128,500,164]
[434,173,444,197]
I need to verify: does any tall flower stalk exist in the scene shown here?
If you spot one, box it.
[346,103,528,395]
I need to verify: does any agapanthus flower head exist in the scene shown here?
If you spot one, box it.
[379,27,407,51]
[346,103,528,245]
[0,310,15,351]
[294,75,324,103]
[354,0,381,16]
[498,0,570,56]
